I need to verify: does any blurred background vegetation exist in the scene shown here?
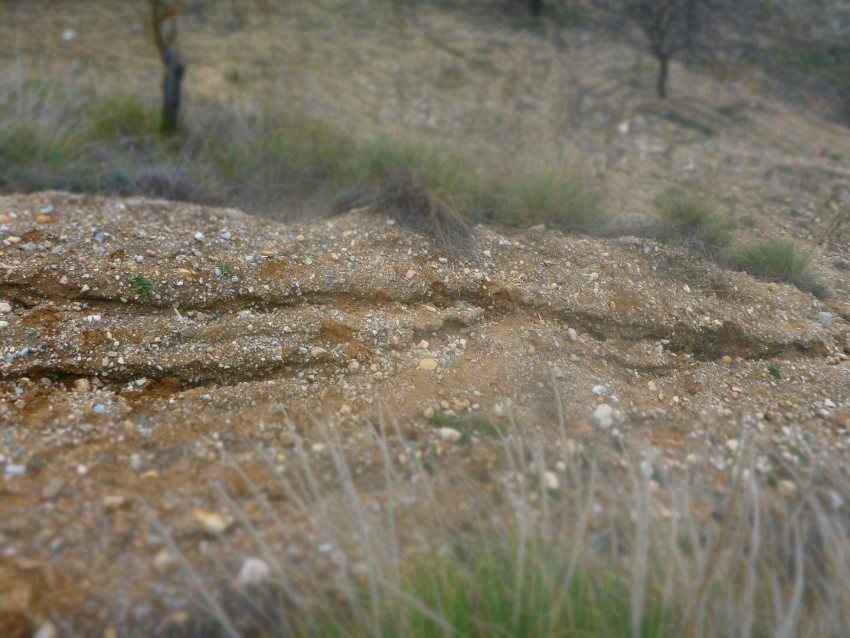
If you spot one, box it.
[0,0,847,231]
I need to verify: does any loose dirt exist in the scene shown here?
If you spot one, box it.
[1,191,849,633]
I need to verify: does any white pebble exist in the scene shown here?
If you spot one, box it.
[438,427,462,443]
[235,557,272,587]
[592,404,614,429]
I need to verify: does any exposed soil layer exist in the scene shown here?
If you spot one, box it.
[1,192,849,634]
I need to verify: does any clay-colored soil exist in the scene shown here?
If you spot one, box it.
[1,191,848,633]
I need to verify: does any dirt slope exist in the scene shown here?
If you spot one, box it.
[1,191,849,633]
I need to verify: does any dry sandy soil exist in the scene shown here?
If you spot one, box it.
[0,190,849,634]
[2,1,850,635]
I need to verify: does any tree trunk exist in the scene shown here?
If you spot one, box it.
[160,47,185,134]
[657,56,669,99]
[530,0,543,17]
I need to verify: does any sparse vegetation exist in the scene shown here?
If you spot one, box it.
[88,92,160,142]
[428,413,504,441]
[732,240,827,298]
[2,3,849,633]
[161,424,850,638]
[493,171,604,233]
[0,79,607,238]
[653,186,732,256]
[130,274,154,300]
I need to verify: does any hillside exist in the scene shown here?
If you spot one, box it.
[1,190,849,634]
[1,0,850,635]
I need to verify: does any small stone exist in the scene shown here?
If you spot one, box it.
[438,427,462,443]
[0,301,10,313]
[348,360,361,373]
[405,269,416,280]
[0,320,8,329]
[4,464,26,478]
[683,284,691,293]
[592,384,608,396]
[103,495,129,511]
[418,358,438,371]
[567,328,578,342]
[592,404,614,429]
[235,557,272,587]
[153,548,179,574]
[34,621,57,638]
[726,439,739,453]
[194,231,205,242]
[41,478,65,500]
[178,326,195,338]
[543,471,560,491]
[423,406,435,419]
[817,312,835,328]
[552,365,565,379]
[193,509,231,534]
[74,378,91,394]
[721,355,733,365]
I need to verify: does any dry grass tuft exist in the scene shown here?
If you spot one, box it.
[732,239,828,298]
[153,411,850,638]
[334,169,475,255]
[654,185,732,257]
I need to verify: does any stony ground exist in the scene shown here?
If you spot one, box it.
[0,190,849,634]
[2,2,850,634]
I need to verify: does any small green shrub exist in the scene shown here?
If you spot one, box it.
[494,172,604,233]
[768,364,782,380]
[428,413,503,441]
[731,240,827,298]
[88,93,159,141]
[377,541,669,638]
[343,136,485,203]
[654,186,732,256]
[130,274,154,301]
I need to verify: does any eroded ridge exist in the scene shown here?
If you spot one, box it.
[0,192,841,394]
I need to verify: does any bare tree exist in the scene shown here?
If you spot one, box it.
[148,0,190,133]
[597,0,736,99]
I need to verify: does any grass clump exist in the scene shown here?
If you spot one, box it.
[493,172,604,233]
[0,79,608,240]
[335,168,474,255]
[428,413,503,441]
[87,92,159,142]
[344,136,483,200]
[370,541,669,638]
[130,274,154,301]
[731,240,827,298]
[654,186,732,256]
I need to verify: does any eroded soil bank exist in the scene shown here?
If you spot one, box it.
[1,192,849,634]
